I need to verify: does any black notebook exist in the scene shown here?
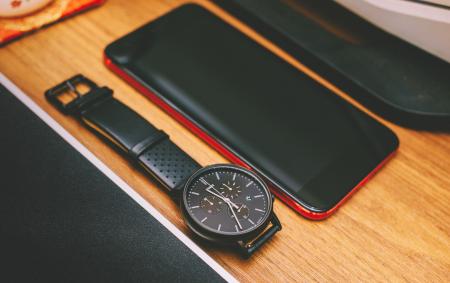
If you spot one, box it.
[0,75,234,283]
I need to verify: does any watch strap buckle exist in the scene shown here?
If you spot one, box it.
[45,74,112,115]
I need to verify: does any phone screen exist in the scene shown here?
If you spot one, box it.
[105,4,398,216]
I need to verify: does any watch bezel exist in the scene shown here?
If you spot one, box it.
[181,164,273,242]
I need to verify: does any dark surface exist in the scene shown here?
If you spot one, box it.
[0,83,225,283]
[213,0,450,130]
[104,4,399,214]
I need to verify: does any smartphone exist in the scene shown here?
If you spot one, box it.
[104,4,399,219]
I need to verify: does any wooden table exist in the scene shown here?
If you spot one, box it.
[1,0,449,281]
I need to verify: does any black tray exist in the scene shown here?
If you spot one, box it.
[0,82,226,283]
[214,0,450,131]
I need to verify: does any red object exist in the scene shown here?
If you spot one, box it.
[104,55,397,220]
[0,0,104,45]
[11,1,22,9]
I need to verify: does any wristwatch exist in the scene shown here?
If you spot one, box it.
[45,75,281,258]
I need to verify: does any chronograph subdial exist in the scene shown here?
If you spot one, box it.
[200,196,224,214]
[219,180,242,199]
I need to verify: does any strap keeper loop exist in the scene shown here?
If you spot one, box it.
[129,130,169,160]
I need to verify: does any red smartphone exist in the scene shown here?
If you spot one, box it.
[104,4,399,219]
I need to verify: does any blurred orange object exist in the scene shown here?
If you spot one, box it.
[0,0,104,45]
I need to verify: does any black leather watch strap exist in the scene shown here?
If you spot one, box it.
[45,75,201,192]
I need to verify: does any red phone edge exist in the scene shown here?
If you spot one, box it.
[104,54,398,220]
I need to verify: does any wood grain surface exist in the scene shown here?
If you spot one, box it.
[1,0,449,281]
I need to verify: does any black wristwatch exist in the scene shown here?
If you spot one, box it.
[45,75,281,258]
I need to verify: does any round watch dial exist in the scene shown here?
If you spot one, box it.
[183,165,272,236]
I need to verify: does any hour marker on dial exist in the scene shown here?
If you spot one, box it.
[201,217,208,223]
[254,195,264,198]
[255,208,265,213]
[246,181,254,187]
[218,224,222,231]
[248,218,255,225]
[190,191,199,196]
[215,172,220,180]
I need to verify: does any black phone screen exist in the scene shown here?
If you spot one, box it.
[105,4,398,216]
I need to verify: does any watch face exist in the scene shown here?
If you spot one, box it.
[183,164,272,236]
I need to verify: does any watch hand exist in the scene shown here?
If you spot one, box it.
[238,204,244,212]
[223,195,240,209]
[223,183,233,191]
[205,184,227,200]
[206,188,239,209]
[206,188,227,201]
[207,185,240,208]
[227,200,239,211]
[202,180,225,198]
[227,199,240,209]
[227,202,243,230]
[202,179,229,199]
